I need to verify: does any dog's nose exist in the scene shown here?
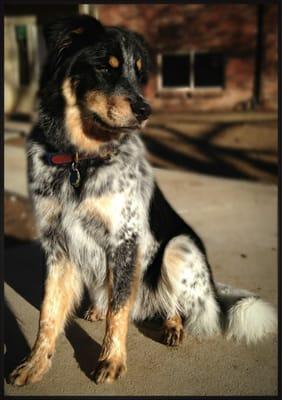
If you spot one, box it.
[131,97,152,123]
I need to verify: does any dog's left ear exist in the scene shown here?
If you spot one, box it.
[131,31,150,85]
[43,14,105,53]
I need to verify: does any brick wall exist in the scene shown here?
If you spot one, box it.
[98,4,278,111]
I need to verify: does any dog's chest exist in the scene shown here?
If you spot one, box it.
[80,190,135,234]
[65,180,143,246]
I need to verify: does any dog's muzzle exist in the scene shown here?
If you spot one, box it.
[130,96,152,123]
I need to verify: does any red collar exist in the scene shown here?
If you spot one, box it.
[45,150,114,166]
[47,152,96,166]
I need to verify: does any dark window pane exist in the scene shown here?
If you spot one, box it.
[15,25,30,86]
[194,53,224,87]
[162,54,190,87]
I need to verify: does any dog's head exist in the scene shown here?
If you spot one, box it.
[39,15,151,153]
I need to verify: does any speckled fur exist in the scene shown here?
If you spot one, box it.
[9,14,277,387]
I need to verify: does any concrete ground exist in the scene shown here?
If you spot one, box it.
[4,139,278,396]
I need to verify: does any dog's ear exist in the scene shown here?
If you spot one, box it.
[43,14,104,52]
[131,31,151,85]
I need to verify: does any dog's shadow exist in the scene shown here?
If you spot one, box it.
[4,235,165,383]
[4,298,31,378]
[64,321,101,380]
[4,235,101,382]
[135,317,167,345]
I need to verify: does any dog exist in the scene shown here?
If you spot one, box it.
[9,15,277,386]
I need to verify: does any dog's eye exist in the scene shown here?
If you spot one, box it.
[109,56,120,69]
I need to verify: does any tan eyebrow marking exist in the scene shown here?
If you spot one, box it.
[136,58,142,71]
[109,56,120,68]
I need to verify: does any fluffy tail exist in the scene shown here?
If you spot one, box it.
[216,282,277,345]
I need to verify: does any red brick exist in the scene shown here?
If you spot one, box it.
[98,4,277,111]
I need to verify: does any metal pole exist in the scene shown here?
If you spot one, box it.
[253,4,265,108]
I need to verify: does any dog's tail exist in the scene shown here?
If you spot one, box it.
[215,282,277,345]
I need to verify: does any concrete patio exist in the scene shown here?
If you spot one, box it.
[4,140,278,396]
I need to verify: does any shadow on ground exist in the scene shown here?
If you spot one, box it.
[4,236,103,382]
[4,235,163,383]
[143,117,277,182]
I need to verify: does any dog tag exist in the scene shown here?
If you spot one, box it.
[70,162,81,188]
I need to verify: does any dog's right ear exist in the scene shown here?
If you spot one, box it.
[43,14,105,52]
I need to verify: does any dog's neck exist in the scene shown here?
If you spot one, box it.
[45,139,122,167]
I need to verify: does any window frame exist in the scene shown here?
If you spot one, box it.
[157,50,225,93]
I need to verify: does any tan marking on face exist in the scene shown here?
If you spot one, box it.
[86,91,130,124]
[85,91,109,121]
[62,78,76,107]
[86,91,134,127]
[108,96,132,124]
[62,79,104,153]
[63,78,135,153]
[109,55,119,68]
[136,58,142,71]
[65,105,104,153]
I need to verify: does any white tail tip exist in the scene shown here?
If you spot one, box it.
[226,297,277,345]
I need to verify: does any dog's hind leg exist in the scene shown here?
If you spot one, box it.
[162,314,184,346]
[9,257,82,386]
[84,285,107,322]
[159,235,221,343]
[84,306,106,322]
[159,235,276,345]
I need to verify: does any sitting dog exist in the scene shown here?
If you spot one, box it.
[10,15,277,386]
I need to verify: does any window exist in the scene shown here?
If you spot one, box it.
[161,55,190,88]
[159,52,225,91]
[194,53,224,88]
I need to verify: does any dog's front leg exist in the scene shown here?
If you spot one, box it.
[9,257,82,386]
[93,236,139,384]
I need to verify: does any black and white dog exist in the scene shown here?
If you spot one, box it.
[10,15,277,386]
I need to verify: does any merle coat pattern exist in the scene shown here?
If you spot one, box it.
[10,15,277,386]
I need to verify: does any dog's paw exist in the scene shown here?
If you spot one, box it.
[161,325,184,347]
[84,307,106,322]
[92,358,127,384]
[9,355,51,386]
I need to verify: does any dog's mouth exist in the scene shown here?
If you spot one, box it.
[82,109,140,137]
[94,112,139,132]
